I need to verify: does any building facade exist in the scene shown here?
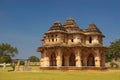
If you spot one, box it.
[37,18,106,68]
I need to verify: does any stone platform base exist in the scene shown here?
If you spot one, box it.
[40,66,107,71]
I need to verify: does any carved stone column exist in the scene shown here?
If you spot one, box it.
[75,50,82,67]
[43,51,50,67]
[56,49,62,67]
[40,53,44,67]
[101,51,105,67]
[95,57,100,67]
[40,57,44,67]
[95,49,100,67]
[44,56,50,67]
[102,53,105,67]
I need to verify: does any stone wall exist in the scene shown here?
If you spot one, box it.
[29,62,40,66]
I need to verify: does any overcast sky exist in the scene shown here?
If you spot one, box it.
[0,0,120,59]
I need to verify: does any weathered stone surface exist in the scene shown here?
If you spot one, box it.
[37,18,106,70]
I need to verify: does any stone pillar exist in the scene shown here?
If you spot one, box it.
[44,56,50,67]
[102,54,105,67]
[101,52,105,67]
[56,49,62,67]
[95,57,100,67]
[64,56,69,66]
[40,53,43,67]
[40,57,44,67]
[42,51,50,67]
[95,49,100,67]
[75,50,82,67]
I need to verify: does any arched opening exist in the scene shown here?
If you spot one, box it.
[50,53,56,66]
[87,54,95,66]
[52,38,54,42]
[62,55,65,66]
[51,35,54,37]
[89,37,92,43]
[49,39,50,42]
[71,39,74,42]
[69,53,75,66]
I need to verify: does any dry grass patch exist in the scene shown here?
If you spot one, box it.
[0,66,120,80]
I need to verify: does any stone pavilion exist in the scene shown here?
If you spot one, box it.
[37,18,106,70]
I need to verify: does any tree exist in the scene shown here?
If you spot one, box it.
[105,39,120,62]
[20,60,25,65]
[28,56,40,62]
[0,55,12,63]
[0,43,18,63]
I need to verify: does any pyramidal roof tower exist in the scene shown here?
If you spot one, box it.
[85,23,101,33]
[46,21,66,33]
[84,23,104,37]
[63,17,82,32]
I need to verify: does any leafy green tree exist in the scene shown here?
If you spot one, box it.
[28,56,40,62]
[106,39,120,62]
[0,43,18,63]
[20,60,25,65]
[0,55,12,63]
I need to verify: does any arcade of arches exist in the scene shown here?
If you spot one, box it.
[39,47,105,67]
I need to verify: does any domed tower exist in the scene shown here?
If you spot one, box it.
[84,23,105,45]
[63,18,83,44]
[42,21,66,45]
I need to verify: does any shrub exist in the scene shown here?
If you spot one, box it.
[110,62,119,68]
[20,61,25,65]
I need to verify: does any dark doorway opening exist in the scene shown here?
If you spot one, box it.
[62,55,65,66]
[69,53,75,66]
[87,54,95,66]
[50,53,56,66]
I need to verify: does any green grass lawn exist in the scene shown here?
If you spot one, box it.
[0,66,120,80]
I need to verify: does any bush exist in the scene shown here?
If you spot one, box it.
[12,64,15,71]
[20,61,25,65]
[110,62,119,68]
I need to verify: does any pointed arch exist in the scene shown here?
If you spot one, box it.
[50,53,56,66]
[69,53,75,66]
[87,54,95,66]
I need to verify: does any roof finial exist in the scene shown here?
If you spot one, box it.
[67,17,74,21]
